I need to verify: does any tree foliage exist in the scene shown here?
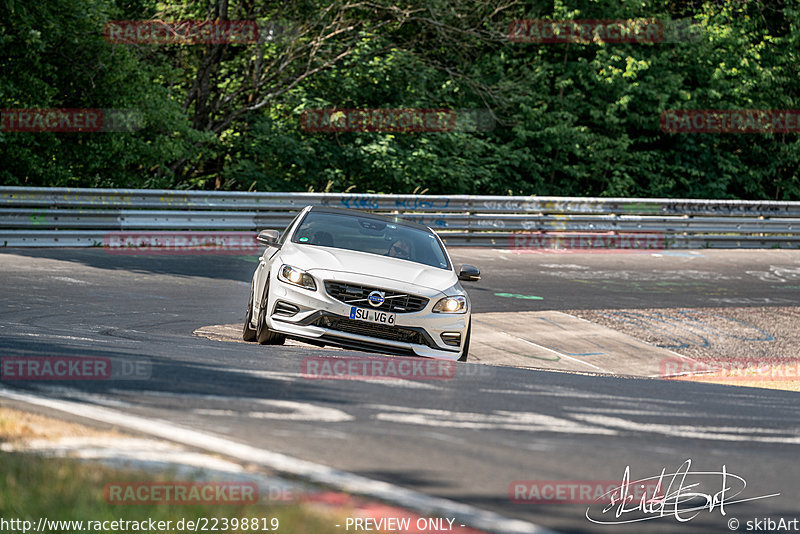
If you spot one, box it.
[1,0,798,198]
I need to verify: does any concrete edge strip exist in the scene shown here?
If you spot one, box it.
[0,386,557,534]
[557,312,707,378]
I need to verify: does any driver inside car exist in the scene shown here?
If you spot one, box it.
[387,238,412,260]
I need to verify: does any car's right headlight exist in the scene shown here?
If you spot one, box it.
[433,295,467,313]
[277,264,317,291]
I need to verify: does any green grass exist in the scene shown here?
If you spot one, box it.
[0,453,344,534]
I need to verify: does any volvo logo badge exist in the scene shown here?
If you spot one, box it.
[367,291,385,307]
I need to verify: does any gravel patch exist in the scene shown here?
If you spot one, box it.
[568,306,800,391]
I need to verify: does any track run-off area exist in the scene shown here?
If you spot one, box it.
[2,247,800,533]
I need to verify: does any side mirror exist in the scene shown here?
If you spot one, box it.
[257,229,281,247]
[458,264,480,282]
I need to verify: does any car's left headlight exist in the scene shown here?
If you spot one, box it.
[433,295,467,313]
[278,264,317,291]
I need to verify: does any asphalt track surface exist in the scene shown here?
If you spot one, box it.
[2,248,800,533]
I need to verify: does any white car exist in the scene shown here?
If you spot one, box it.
[243,206,480,361]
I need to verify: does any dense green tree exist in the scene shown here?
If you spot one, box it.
[1,0,798,198]
[0,0,208,187]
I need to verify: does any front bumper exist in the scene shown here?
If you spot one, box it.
[266,271,467,360]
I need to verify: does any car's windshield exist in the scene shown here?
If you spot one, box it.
[291,210,450,270]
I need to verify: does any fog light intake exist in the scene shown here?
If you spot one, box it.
[440,332,462,347]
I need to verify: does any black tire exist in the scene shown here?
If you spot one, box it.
[256,279,286,345]
[457,318,471,362]
[242,285,257,342]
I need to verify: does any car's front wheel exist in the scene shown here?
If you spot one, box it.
[256,279,286,345]
[242,284,257,342]
[457,319,471,362]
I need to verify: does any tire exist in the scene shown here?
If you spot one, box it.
[242,285,257,342]
[256,279,286,345]
[457,318,471,362]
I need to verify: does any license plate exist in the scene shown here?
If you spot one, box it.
[350,306,396,326]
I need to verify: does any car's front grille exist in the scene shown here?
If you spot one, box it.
[314,315,426,345]
[324,281,429,313]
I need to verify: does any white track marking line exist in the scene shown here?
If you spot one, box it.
[0,385,556,534]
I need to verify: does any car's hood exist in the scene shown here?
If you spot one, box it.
[279,243,456,291]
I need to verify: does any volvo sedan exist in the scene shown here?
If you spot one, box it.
[243,206,480,361]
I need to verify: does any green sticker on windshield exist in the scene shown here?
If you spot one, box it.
[299,237,309,242]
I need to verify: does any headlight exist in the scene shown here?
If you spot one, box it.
[433,295,467,313]
[278,264,317,291]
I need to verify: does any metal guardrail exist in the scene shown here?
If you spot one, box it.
[2,186,800,250]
